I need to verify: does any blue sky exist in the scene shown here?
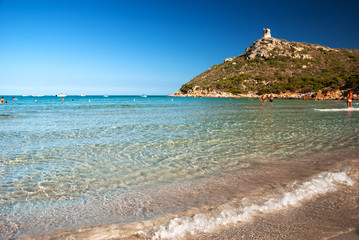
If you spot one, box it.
[1,0,358,95]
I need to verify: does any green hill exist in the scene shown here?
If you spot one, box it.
[172,35,359,99]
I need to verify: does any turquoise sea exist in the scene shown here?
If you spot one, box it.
[0,96,358,239]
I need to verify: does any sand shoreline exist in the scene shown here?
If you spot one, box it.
[183,175,358,240]
[153,155,359,240]
[328,230,359,240]
[26,182,357,240]
[32,154,359,240]
[11,150,359,240]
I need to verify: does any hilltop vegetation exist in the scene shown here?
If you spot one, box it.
[173,37,359,98]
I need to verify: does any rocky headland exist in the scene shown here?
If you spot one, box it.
[170,29,359,100]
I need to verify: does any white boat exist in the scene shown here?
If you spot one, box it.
[104,94,108,97]
[32,95,44,97]
[22,95,30,97]
[56,94,67,97]
[80,94,86,97]
[141,94,147,98]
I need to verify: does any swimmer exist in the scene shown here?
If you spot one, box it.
[347,90,353,108]
[1,97,4,103]
[260,95,267,103]
[269,94,274,104]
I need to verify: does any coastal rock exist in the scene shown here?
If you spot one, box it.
[315,89,344,100]
[169,88,351,100]
[244,37,316,60]
[224,57,235,62]
[171,86,240,98]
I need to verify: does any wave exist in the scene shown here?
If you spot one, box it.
[315,107,359,112]
[151,172,354,239]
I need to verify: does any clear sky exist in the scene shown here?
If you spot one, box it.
[1,0,359,95]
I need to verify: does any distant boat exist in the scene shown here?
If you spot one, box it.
[33,95,44,97]
[141,94,147,98]
[56,94,67,97]
[104,94,108,97]
[22,95,30,97]
[80,94,86,97]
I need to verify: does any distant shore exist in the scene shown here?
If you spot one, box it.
[168,88,358,100]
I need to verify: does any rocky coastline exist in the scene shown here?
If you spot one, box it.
[168,86,358,100]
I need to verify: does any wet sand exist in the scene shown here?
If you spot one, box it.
[329,230,359,240]
[185,171,359,240]
[154,152,359,240]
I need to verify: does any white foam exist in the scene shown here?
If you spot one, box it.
[152,172,354,239]
[315,107,359,112]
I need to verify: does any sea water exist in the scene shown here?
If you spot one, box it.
[0,96,358,239]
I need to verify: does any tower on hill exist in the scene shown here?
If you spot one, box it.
[263,28,271,38]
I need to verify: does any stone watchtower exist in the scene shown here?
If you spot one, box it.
[262,28,271,38]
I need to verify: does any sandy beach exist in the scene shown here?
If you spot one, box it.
[27,148,358,240]
[185,171,358,240]
[159,156,359,240]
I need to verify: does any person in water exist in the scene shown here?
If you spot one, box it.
[269,94,274,104]
[1,97,4,103]
[347,90,353,108]
[260,95,267,103]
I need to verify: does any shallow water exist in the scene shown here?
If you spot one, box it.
[0,96,358,239]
